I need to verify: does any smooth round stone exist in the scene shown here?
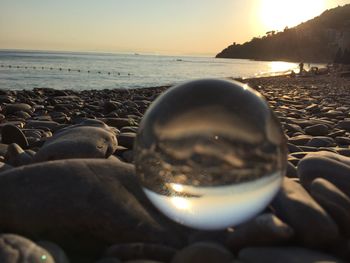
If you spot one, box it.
[171,242,234,263]
[0,234,54,263]
[1,124,28,148]
[298,152,350,197]
[271,178,339,247]
[33,121,118,162]
[238,247,345,263]
[134,79,286,230]
[310,178,350,237]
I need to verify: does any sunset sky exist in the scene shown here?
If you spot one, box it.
[0,0,349,55]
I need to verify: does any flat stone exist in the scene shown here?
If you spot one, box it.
[171,242,234,263]
[1,124,28,148]
[226,214,294,251]
[271,178,339,247]
[0,158,183,254]
[0,233,54,263]
[310,178,350,237]
[238,247,345,263]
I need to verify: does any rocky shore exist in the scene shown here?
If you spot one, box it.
[0,75,349,262]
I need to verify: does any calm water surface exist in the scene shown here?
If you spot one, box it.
[0,50,306,90]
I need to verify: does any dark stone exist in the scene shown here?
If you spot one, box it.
[1,125,28,148]
[337,120,350,132]
[171,242,234,263]
[0,158,184,255]
[310,178,350,237]
[306,136,336,147]
[0,233,54,263]
[25,120,61,131]
[118,132,136,149]
[271,178,339,247]
[305,124,329,136]
[226,213,294,251]
[288,135,312,146]
[238,247,345,263]
[105,118,136,129]
[104,243,177,262]
[298,151,350,197]
[4,143,33,167]
[33,120,118,162]
[3,103,32,115]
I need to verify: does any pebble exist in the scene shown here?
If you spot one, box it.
[226,213,294,251]
[310,178,350,237]
[298,152,350,196]
[0,233,55,263]
[304,124,329,136]
[1,124,29,148]
[33,121,118,162]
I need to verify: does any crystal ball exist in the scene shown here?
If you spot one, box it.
[134,79,287,230]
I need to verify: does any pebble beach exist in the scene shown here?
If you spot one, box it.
[0,74,349,262]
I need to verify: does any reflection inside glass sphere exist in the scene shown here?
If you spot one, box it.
[134,79,287,230]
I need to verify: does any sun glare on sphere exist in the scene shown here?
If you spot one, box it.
[260,0,326,32]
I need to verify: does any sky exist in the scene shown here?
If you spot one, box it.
[0,0,349,56]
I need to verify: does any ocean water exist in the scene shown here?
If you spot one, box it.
[0,50,303,90]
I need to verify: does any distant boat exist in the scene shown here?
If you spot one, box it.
[134,53,140,56]
[176,59,183,61]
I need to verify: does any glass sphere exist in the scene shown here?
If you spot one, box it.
[134,79,286,230]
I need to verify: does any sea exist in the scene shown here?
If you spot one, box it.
[0,50,317,90]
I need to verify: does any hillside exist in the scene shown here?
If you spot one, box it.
[216,4,350,63]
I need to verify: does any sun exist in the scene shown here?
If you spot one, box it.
[259,0,327,32]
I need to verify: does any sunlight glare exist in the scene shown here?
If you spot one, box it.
[260,0,327,31]
[171,197,191,210]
